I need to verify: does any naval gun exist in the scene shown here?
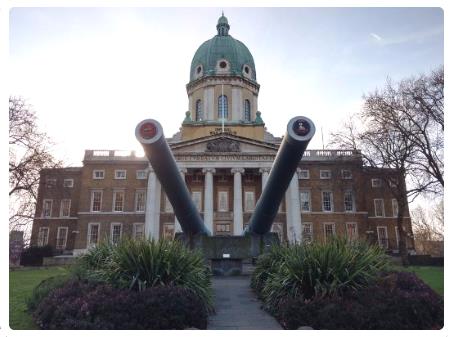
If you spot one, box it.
[135,119,210,236]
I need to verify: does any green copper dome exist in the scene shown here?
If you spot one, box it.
[189,14,257,83]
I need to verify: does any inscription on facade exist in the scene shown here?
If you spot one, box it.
[209,127,237,136]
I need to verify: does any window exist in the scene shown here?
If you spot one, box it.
[320,170,331,179]
[136,170,147,180]
[88,223,100,246]
[322,191,333,212]
[377,226,388,249]
[344,190,355,212]
[346,223,358,241]
[42,199,53,217]
[110,223,122,244]
[56,227,68,250]
[341,170,352,179]
[244,174,254,183]
[133,223,145,240]
[196,99,203,121]
[46,178,56,188]
[302,223,313,243]
[271,223,284,241]
[389,178,399,188]
[114,170,127,179]
[135,190,146,212]
[299,190,311,212]
[395,226,399,249]
[392,199,399,217]
[192,174,202,183]
[298,169,310,179]
[91,190,102,212]
[374,199,385,217]
[37,227,49,247]
[60,199,71,217]
[192,191,202,211]
[371,178,381,187]
[216,224,231,234]
[93,170,105,179]
[218,95,228,119]
[163,223,175,239]
[63,179,74,188]
[323,223,336,242]
[218,191,229,212]
[244,191,255,212]
[244,99,251,121]
[165,195,173,213]
[113,190,125,212]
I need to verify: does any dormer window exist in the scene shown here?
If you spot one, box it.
[220,61,227,68]
[242,64,252,79]
[194,64,203,79]
[216,59,230,74]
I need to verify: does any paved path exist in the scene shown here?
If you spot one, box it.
[208,276,282,330]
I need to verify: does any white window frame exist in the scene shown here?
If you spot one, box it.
[218,190,229,212]
[346,223,358,241]
[392,199,399,217]
[46,178,56,188]
[136,170,147,180]
[133,223,145,240]
[90,190,103,212]
[321,191,333,212]
[299,190,311,212]
[112,190,125,212]
[56,226,68,250]
[63,179,74,188]
[244,191,255,212]
[37,227,49,246]
[298,169,310,179]
[323,223,336,242]
[371,178,381,187]
[110,223,122,244]
[216,223,231,234]
[192,191,202,211]
[344,190,355,212]
[320,170,331,179]
[302,222,313,243]
[341,169,352,179]
[42,199,53,217]
[87,223,100,247]
[374,198,385,217]
[377,226,389,249]
[60,199,71,217]
[135,190,146,212]
[163,223,175,239]
[114,169,127,180]
[271,223,284,241]
[93,170,105,180]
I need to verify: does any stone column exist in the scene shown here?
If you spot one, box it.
[202,168,216,234]
[174,168,188,233]
[259,167,270,190]
[231,168,245,235]
[145,167,161,240]
[285,171,302,243]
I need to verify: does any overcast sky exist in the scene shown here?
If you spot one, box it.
[9,7,444,166]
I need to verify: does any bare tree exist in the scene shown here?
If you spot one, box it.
[412,200,444,242]
[9,97,61,242]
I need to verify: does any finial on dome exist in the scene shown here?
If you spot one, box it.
[217,12,230,36]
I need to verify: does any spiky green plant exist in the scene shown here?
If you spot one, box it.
[78,238,213,312]
[255,238,390,311]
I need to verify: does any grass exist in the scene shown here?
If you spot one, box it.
[398,266,444,295]
[9,266,70,330]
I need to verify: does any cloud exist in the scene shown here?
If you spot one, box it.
[370,33,382,41]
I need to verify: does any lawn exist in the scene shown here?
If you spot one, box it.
[9,266,70,330]
[399,265,444,295]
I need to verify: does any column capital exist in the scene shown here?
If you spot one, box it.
[147,165,155,174]
[231,168,245,174]
[202,168,216,174]
[179,168,188,174]
[259,167,271,174]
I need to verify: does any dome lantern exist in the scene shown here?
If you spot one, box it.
[216,12,230,36]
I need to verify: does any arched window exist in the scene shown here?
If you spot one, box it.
[244,99,251,122]
[218,95,228,119]
[195,99,203,121]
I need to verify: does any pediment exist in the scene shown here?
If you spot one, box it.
[169,134,279,155]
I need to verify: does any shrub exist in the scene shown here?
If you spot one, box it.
[254,238,390,311]
[277,271,444,330]
[20,245,54,266]
[26,274,71,311]
[78,238,213,312]
[34,280,207,329]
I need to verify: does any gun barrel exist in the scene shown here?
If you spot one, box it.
[135,119,210,236]
[248,116,315,235]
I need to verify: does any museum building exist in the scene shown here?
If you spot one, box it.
[30,15,414,255]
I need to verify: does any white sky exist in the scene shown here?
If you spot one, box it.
[9,7,444,166]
